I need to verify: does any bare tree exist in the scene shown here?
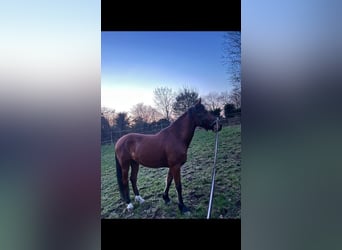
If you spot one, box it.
[222,31,241,85]
[222,31,241,109]
[130,103,146,121]
[203,92,221,110]
[203,91,231,111]
[218,91,230,106]
[230,86,241,108]
[153,87,175,121]
[130,103,162,123]
[146,105,163,123]
[101,107,116,127]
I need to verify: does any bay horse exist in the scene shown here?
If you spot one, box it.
[114,98,222,214]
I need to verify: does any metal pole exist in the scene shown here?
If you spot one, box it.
[207,118,219,219]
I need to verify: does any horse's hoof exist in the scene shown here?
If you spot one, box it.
[135,195,145,204]
[127,203,134,210]
[178,204,190,214]
[163,194,171,204]
[183,210,191,216]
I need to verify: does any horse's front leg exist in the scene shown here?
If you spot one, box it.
[172,165,190,214]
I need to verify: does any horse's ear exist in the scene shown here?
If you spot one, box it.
[195,98,201,105]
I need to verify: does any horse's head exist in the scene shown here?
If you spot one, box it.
[191,98,222,132]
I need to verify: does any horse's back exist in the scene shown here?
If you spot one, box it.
[115,132,154,148]
[115,132,156,152]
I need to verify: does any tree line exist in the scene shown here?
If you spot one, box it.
[101,86,241,144]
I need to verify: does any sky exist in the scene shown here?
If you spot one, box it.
[101,31,234,113]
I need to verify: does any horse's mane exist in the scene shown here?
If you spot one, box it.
[168,107,195,128]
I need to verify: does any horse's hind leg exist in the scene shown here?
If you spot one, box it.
[163,168,173,204]
[130,160,145,204]
[121,163,133,209]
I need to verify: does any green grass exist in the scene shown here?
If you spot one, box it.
[101,125,241,219]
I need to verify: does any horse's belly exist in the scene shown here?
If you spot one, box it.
[132,139,169,167]
[135,149,168,168]
[139,157,168,168]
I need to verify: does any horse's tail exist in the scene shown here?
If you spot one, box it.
[115,154,125,200]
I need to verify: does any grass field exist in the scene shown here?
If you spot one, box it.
[101,125,241,219]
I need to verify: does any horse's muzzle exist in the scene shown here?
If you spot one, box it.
[210,120,222,132]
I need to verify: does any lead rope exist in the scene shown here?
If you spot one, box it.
[207,117,220,219]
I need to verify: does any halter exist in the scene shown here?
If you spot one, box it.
[210,119,217,128]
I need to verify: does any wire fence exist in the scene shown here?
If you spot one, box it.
[101,114,241,145]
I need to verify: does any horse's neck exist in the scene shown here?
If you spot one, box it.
[171,112,196,147]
